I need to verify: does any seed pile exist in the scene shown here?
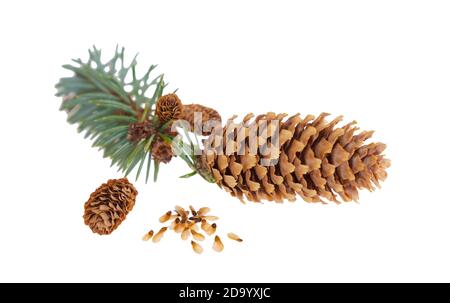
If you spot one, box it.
[143,205,243,254]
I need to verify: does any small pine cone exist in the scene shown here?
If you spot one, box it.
[127,121,155,142]
[83,178,138,235]
[155,93,183,124]
[182,104,222,135]
[152,139,173,164]
[199,113,390,203]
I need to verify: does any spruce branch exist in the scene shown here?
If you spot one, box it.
[55,46,168,182]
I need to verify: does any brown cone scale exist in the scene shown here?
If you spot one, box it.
[83,178,138,235]
[199,112,390,203]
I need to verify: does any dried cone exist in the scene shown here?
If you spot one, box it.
[182,104,222,135]
[199,113,390,203]
[83,178,138,235]
[152,139,173,164]
[127,121,155,142]
[155,93,183,124]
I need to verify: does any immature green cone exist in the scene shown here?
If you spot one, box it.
[198,112,390,203]
[83,178,138,235]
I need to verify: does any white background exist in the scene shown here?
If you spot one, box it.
[1,0,449,283]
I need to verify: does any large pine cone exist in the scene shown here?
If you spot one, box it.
[199,112,390,203]
[83,178,138,235]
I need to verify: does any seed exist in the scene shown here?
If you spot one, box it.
[181,227,190,240]
[188,221,198,229]
[174,222,186,233]
[206,223,217,236]
[227,233,243,242]
[191,230,205,241]
[189,217,202,223]
[203,216,219,221]
[191,241,203,254]
[189,205,197,214]
[197,207,210,216]
[190,223,199,231]
[152,227,167,243]
[174,205,185,216]
[169,217,181,229]
[142,230,154,241]
[201,219,212,234]
[213,236,224,252]
[202,222,216,236]
[159,211,172,223]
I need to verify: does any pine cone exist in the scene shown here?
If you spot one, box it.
[127,121,155,142]
[83,178,138,235]
[152,139,173,164]
[198,112,390,203]
[182,104,222,135]
[155,93,183,124]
